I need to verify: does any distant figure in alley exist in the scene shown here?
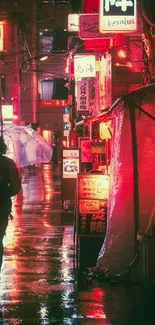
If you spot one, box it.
[0,136,21,269]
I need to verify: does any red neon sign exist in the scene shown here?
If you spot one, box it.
[40,99,69,107]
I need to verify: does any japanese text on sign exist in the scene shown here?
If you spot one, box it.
[104,0,134,14]
[74,55,96,79]
[77,64,94,74]
[79,14,115,40]
[80,82,87,110]
[77,80,89,115]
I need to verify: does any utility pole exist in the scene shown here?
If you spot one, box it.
[12,1,20,124]
[31,0,38,124]
[0,76,3,137]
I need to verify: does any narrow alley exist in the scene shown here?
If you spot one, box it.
[0,164,153,325]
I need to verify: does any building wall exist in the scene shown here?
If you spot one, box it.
[0,0,70,127]
[38,106,63,130]
[0,19,13,105]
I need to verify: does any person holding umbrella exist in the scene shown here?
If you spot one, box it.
[0,136,21,270]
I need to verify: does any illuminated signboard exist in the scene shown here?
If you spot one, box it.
[40,99,68,107]
[99,0,137,33]
[74,55,96,79]
[0,23,4,51]
[2,105,13,123]
[68,14,79,32]
[62,149,80,179]
[76,174,108,236]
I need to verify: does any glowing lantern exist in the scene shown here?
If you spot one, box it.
[99,121,112,140]
[13,114,19,121]
[113,46,132,68]
[117,48,128,59]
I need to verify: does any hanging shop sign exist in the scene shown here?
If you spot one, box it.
[74,55,96,79]
[68,14,79,32]
[99,0,137,33]
[79,13,115,39]
[77,79,89,116]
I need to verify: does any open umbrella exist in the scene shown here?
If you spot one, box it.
[0,124,53,167]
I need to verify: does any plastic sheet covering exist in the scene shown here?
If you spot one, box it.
[95,86,155,277]
[0,124,53,167]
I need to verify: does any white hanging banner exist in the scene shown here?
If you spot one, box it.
[77,80,89,115]
[99,0,137,33]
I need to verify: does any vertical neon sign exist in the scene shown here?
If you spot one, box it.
[0,23,4,51]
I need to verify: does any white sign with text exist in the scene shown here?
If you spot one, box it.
[99,0,137,33]
[74,55,96,79]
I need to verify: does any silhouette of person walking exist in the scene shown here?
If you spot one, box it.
[0,137,21,269]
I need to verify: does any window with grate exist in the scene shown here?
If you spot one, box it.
[39,29,68,54]
[40,78,68,100]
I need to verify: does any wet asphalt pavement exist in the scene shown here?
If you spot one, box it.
[0,164,154,324]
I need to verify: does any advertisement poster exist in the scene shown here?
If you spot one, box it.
[62,149,80,179]
[77,174,108,236]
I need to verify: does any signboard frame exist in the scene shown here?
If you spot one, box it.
[62,148,80,179]
[99,0,137,33]
[79,13,115,40]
